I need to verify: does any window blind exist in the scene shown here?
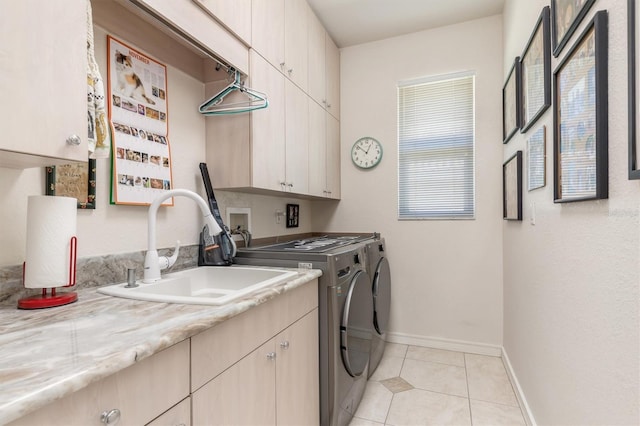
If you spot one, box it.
[398,73,475,219]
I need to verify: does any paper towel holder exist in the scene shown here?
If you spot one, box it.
[18,236,78,309]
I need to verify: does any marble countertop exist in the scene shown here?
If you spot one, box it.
[0,267,322,425]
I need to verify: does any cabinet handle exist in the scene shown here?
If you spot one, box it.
[66,134,81,146]
[287,68,293,76]
[280,341,290,350]
[322,99,327,105]
[326,103,332,109]
[100,409,121,425]
[279,181,286,190]
[287,183,293,191]
[266,352,276,360]
[280,62,286,71]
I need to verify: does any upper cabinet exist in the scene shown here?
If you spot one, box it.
[128,0,249,73]
[0,0,88,168]
[252,0,309,92]
[325,35,341,119]
[307,8,340,120]
[205,51,310,196]
[193,0,252,45]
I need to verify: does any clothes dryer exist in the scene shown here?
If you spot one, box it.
[364,238,391,378]
[234,235,375,426]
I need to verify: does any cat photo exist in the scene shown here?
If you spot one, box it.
[114,50,155,105]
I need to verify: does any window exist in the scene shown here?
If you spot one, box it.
[398,73,475,219]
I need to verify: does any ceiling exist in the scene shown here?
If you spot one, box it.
[306,0,505,48]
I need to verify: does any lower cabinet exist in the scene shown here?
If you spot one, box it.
[10,279,319,426]
[9,340,190,426]
[192,308,319,425]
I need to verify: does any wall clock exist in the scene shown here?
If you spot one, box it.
[351,137,383,169]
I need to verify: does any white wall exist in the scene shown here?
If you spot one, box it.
[313,15,505,348]
[502,1,639,424]
[0,25,312,267]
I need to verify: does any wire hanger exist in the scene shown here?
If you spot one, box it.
[199,67,268,115]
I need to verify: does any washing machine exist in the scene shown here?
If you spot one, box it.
[234,235,375,426]
[364,237,391,378]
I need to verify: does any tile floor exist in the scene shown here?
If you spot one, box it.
[349,343,526,426]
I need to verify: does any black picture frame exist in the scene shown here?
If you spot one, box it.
[551,0,596,57]
[503,151,523,221]
[553,11,608,203]
[503,57,521,144]
[628,0,640,179]
[45,159,97,209]
[520,6,551,133]
[286,203,299,228]
[527,126,547,191]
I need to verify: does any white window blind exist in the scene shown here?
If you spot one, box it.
[398,73,475,219]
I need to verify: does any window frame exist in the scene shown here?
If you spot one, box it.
[397,71,476,220]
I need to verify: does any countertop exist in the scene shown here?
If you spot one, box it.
[0,266,322,425]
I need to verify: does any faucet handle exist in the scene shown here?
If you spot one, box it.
[159,240,180,271]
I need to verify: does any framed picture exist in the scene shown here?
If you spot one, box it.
[553,11,608,203]
[503,151,523,221]
[551,0,596,57]
[520,6,551,133]
[628,0,640,179]
[503,57,521,144]
[286,203,299,228]
[46,160,97,209]
[527,126,546,191]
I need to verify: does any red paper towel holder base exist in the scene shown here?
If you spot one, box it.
[18,236,78,310]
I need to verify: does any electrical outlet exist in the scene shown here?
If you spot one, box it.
[275,209,284,224]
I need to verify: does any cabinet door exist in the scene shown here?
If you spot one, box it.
[325,35,341,119]
[284,0,309,91]
[252,0,285,71]
[192,339,277,426]
[193,0,252,44]
[307,10,326,106]
[285,80,309,194]
[326,114,341,199]
[276,309,319,426]
[308,100,327,197]
[9,341,189,426]
[251,51,286,191]
[136,0,249,73]
[0,0,87,168]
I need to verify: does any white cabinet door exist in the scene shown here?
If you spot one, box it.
[252,0,285,72]
[135,0,249,73]
[251,51,286,192]
[325,35,340,119]
[192,339,277,426]
[284,0,309,91]
[193,0,252,44]
[0,0,87,168]
[9,341,190,426]
[307,10,326,106]
[308,101,340,199]
[285,80,309,194]
[276,309,320,426]
[308,100,327,197]
[326,114,341,199]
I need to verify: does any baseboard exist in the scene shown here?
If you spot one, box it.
[501,347,537,426]
[385,331,502,356]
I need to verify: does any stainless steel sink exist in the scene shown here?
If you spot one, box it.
[97,266,298,305]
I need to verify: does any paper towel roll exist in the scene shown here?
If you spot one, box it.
[24,196,77,289]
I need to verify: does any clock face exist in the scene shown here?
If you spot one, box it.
[351,137,383,169]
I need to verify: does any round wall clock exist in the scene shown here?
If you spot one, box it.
[351,137,383,169]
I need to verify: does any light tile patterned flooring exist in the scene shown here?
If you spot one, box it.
[349,343,526,426]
